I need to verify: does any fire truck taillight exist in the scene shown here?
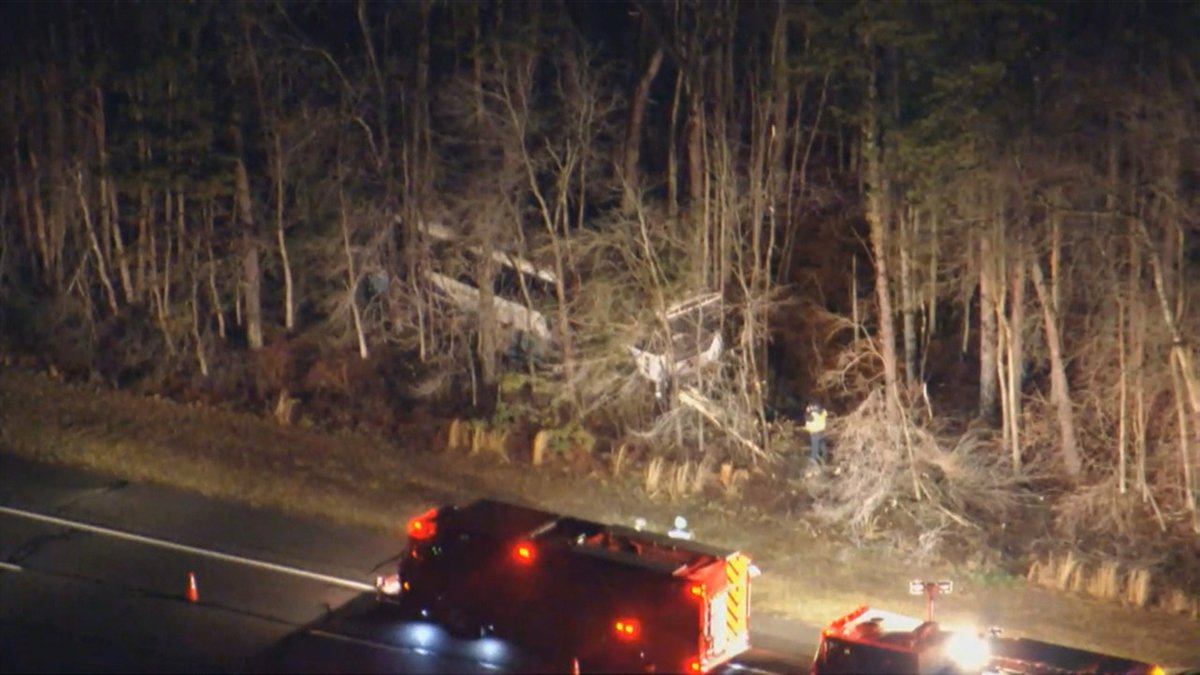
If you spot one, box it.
[688,583,705,599]
[613,618,641,640]
[685,657,702,672]
[407,508,439,540]
[513,542,536,564]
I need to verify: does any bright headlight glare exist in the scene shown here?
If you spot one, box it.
[472,636,510,663]
[945,632,990,671]
[398,621,442,649]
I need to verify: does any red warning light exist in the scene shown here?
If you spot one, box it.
[407,508,439,540]
[613,618,641,641]
[513,542,536,564]
[689,583,705,599]
[686,658,702,672]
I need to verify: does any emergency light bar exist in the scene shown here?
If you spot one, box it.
[909,580,953,595]
[408,508,439,540]
[910,579,953,622]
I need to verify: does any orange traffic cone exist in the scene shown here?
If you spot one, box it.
[186,572,199,603]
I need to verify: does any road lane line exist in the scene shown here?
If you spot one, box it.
[0,504,374,592]
[307,628,414,655]
[0,560,23,572]
[308,629,505,671]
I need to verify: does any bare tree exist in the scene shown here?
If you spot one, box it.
[1030,242,1081,480]
[232,123,264,351]
[860,28,900,422]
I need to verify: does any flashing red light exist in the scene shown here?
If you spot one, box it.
[513,542,536,564]
[613,618,641,641]
[407,508,439,540]
[686,658,702,673]
[827,604,869,633]
[689,583,705,599]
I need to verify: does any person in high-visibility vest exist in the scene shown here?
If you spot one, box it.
[804,402,828,464]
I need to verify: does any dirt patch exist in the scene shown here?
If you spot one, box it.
[1,367,1198,668]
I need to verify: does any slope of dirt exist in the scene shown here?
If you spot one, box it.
[1,367,1198,668]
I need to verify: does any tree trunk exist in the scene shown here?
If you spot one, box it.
[1172,362,1197,528]
[666,68,683,220]
[921,209,939,378]
[901,206,917,390]
[685,85,704,221]
[190,250,209,377]
[204,201,227,341]
[1006,245,1026,472]
[240,10,294,333]
[92,86,133,305]
[979,228,998,420]
[1128,215,1147,495]
[1136,219,1200,428]
[74,168,119,315]
[234,147,264,351]
[1116,278,1128,494]
[1030,257,1082,479]
[621,47,664,214]
[861,35,900,422]
[475,232,498,386]
[135,101,149,300]
[1136,218,1200,528]
[155,197,177,358]
[342,209,369,361]
[28,152,52,283]
[273,133,294,332]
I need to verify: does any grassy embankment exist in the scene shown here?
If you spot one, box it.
[1,368,1197,667]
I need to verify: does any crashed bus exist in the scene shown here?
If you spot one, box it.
[413,221,723,399]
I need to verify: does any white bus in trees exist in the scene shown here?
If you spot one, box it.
[414,221,723,398]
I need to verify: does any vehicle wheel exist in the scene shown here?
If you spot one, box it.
[431,600,487,640]
[441,608,483,639]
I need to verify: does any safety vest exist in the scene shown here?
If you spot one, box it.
[805,409,827,434]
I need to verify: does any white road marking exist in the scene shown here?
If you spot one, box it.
[0,504,374,592]
[308,628,503,670]
[308,628,413,655]
[0,560,23,572]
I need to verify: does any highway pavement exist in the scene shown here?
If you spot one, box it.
[0,454,815,674]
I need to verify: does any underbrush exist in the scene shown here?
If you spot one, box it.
[807,389,1025,560]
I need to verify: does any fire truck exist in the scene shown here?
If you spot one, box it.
[811,604,993,675]
[812,603,1165,675]
[375,499,754,673]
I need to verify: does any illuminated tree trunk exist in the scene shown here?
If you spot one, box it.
[900,206,917,389]
[1005,247,1026,472]
[1030,253,1082,479]
[73,168,119,315]
[233,127,264,351]
[979,227,999,421]
[861,33,900,422]
[1136,218,1200,530]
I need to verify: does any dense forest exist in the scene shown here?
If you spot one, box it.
[1,1,1198,599]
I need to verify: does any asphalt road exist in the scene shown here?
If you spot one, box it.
[0,454,815,674]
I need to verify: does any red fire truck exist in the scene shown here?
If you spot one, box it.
[376,499,754,673]
[811,603,1165,675]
